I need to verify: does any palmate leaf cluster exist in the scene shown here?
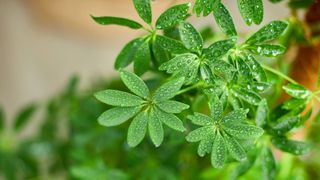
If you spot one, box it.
[92,0,319,177]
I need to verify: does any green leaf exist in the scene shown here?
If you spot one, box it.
[248,44,286,57]
[94,90,144,106]
[98,106,142,126]
[211,60,236,80]
[212,2,237,37]
[222,108,248,123]
[156,3,191,29]
[14,104,37,131]
[222,123,264,139]
[245,54,267,82]
[156,100,189,113]
[152,38,169,65]
[91,16,143,29]
[127,111,148,147]
[232,86,262,105]
[186,126,212,142]
[115,38,144,69]
[0,106,4,131]
[272,116,300,135]
[237,56,253,80]
[237,0,263,25]
[179,22,203,53]
[272,137,311,155]
[133,0,152,24]
[256,99,269,127]
[193,0,216,17]
[153,77,185,102]
[134,40,151,76]
[203,38,236,61]
[149,108,164,147]
[260,147,276,180]
[225,135,247,161]
[289,0,314,9]
[210,95,223,120]
[198,137,213,157]
[155,35,188,54]
[283,83,311,99]
[282,98,307,110]
[211,133,226,168]
[246,20,288,45]
[120,70,150,99]
[187,112,213,126]
[153,107,185,132]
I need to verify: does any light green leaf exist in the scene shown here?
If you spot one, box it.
[186,126,212,142]
[256,99,269,127]
[179,22,203,53]
[156,100,189,113]
[225,135,247,161]
[282,98,307,110]
[156,3,191,29]
[155,35,188,54]
[94,90,144,106]
[133,0,152,24]
[260,147,276,180]
[14,104,37,131]
[248,44,286,57]
[272,116,300,135]
[245,54,267,82]
[193,0,216,17]
[153,77,185,101]
[0,106,4,131]
[115,38,144,69]
[272,137,311,155]
[237,0,263,25]
[203,38,236,61]
[222,123,264,139]
[246,20,288,45]
[153,107,185,132]
[198,137,213,157]
[251,82,271,92]
[222,108,248,123]
[283,83,311,99]
[98,106,142,126]
[149,108,164,147]
[91,16,143,29]
[134,40,151,76]
[210,95,223,120]
[188,112,214,126]
[199,64,213,83]
[212,2,237,37]
[120,70,150,99]
[211,133,226,168]
[232,86,262,105]
[127,111,148,147]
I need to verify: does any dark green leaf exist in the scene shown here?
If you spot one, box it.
[232,86,262,105]
[237,0,263,25]
[0,106,4,131]
[91,16,143,29]
[248,44,286,57]
[237,56,253,80]
[115,38,144,69]
[193,0,217,17]
[210,95,223,120]
[156,3,191,29]
[222,123,264,139]
[156,100,189,113]
[272,137,311,155]
[133,0,152,24]
[283,83,311,99]
[272,116,300,135]
[245,54,267,82]
[134,40,151,76]
[155,35,188,54]
[211,133,226,168]
[212,2,237,37]
[179,22,203,53]
[269,0,284,3]
[152,38,169,65]
[203,38,236,61]
[211,60,236,80]
[153,77,185,101]
[256,99,269,127]
[94,90,144,106]
[120,70,150,99]
[260,147,276,180]
[153,107,185,132]
[127,111,148,147]
[225,135,247,161]
[289,0,315,9]
[246,20,288,45]
[98,106,142,126]
[149,108,164,147]
[187,112,213,126]
[14,104,37,131]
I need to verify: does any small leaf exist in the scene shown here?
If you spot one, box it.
[152,38,169,65]
[282,98,307,110]
[211,133,226,168]
[134,40,151,76]
[198,137,213,157]
[237,0,263,25]
[211,60,236,80]
[212,2,237,37]
[222,123,264,139]
[153,77,185,101]
[210,95,223,120]
[156,100,189,113]
[232,86,262,105]
[153,107,185,132]
[98,106,142,126]
[246,20,288,45]
[225,135,247,161]
[272,137,311,155]
[237,56,253,81]
[260,147,276,180]
[283,83,311,99]
[156,3,191,29]
[187,112,213,126]
[0,106,4,131]
[120,70,150,99]
[203,38,236,61]
[248,44,286,57]
[94,90,144,106]
[193,0,216,17]
[256,99,269,127]
[186,126,212,142]
[127,111,148,147]
[179,22,203,53]
[155,35,188,54]
[272,116,300,135]
[149,108,164,147]
[245,54,267,82]
[133,0,152,24]
[14,104,37,131]
[222,108,248,123]
[91,16,143,29]
[115,38,144,69]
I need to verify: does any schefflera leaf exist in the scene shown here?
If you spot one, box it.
[193,0,217,17]
[237,0,263,25]
[156,3,191,29]
[115,38,144,69]
[212,2,237,37]
[179,21,203,54]
[282,83,311,99]
[91,16,143,29]
[133,0,152,24]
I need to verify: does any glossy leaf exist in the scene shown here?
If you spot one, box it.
[256,99,269,127]
[156,100,189,113]
[187,112,213,126]
[283,83,311,99]
[211,60,236,80]
[225,135,247,161]
[91,16,142,29]
[212,2,237,37]
[134,40,151,76]
[210,95,223,120]
[237,56,253,80]
[153,107,185,132]
[133,0,152,24]
[237,0,263,25]
[232,86,262,105]
[98,106,142,127]
[14,104,37,131]
[156,3,191,29]
[203,38,236,61]
[149,108,164,147]
[272,116,300,135]
[245,54,267,82]
[155,35,188,54]
[246,20,288,45]
[94,90,144,107]
[282,98,307,110]
[120,70,150,99]
[248,44,286,57]
[272,137,311,155]
[115,38,144,69]
[179,22,203,53]
[152,38,169,65]
[260,148,276,180]
[153,77,185,101]
[193,0,217,17]
[127,111,148,147]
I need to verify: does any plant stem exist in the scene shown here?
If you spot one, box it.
[261,64,298,84]
[176,83,203,95]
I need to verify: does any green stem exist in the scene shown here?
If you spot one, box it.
[261,64,298,84]
[176,83,203,95]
